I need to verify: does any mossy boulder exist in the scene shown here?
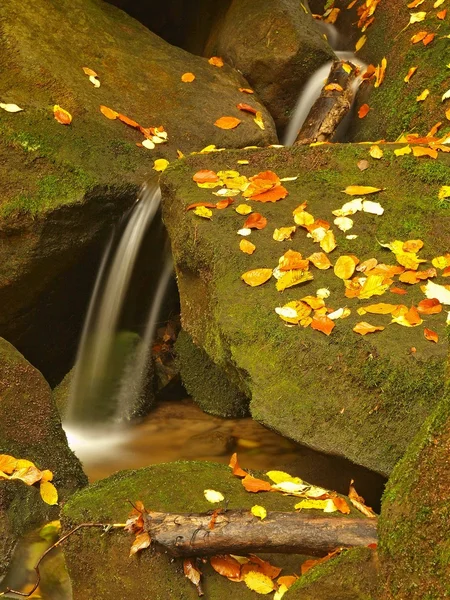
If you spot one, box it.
[0,0,276,352]
[62,460,363,599]
[0,338,87,580]
[175,329,249,417]
[204,0,335,134]
[319,0,450,142]
[161,144,450,475]
[378,388,450,599]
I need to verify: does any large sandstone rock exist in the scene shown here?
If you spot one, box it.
[0,338,87,580]
[0,0,276,369]
[204,0,335,134]
[62,460,361,599]
[161,144,450,475]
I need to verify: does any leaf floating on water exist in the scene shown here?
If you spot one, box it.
[181,72,195,82]
[214,116,241,129]
[53,105,72,125]
[184,558,203,594]
[353,322,385,335]
[0,102,23,112]
[210,555,241,580]
[241,269,272,287]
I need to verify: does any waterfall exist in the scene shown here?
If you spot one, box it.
[65,182,165,427]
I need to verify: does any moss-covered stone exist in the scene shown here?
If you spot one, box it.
[0,338,87,579]
[62,460,361,599]
[175,329,249,417]
[204,0,335,134]
[161,144,450,475]
[0,0,277,349]
[378,388,450,599]
[286,547,380,599]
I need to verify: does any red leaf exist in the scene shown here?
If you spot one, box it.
[417,298,442,314]
[424,328,438,343]
[358,104,370,118]
[311,315,335,336]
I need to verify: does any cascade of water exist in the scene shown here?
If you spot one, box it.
[283,27,367,147]
[65,182,162,426]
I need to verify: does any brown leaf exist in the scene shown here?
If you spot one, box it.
[247,555,282,580]
[348,480,377,518]
[214,116,241,129]
[129,532,151,557]
[210,555,241,580]
[242,474,272,492]
[184,558,204,595]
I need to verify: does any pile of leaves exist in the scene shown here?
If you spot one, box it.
[0,454,58,505]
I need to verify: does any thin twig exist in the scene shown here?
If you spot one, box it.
[0,522,125,598]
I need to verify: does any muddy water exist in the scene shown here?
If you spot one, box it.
[81,398,386,512]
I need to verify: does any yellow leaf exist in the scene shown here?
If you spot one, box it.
[276,270,313,291]
[273,227,296,241]
[294,211,315,227]
[266,471,302,484]
[193,206,213,219]
[40,481,58,505]
[438,186,450,200]
[362,303,398,314]
[251,505,267,520]
[236,204,253,215]
[334,256,356,280]
[353,321,385,335]
[394,145,411,156]
[275,301,311,325]
[355,35,367,51]
[241,268,272,287]
[320,230,336,253]
[294,499,337,512]
[358,275,389,299]
[274,584,289,600]
[404,66,418,83]
[244,571,275,594]
[10,465,42,486]
[416,89,429,102]
[432,255,450,269]
[342,186,383,195]
[369,145,383,159]
[153,158,169,172]
[409,11,427,24]
[253,111,265,130]
[240,239,256,255]
[395,251,426,270]
[40,469,53,482]
[204,489,224,503]
[0,455,17,474]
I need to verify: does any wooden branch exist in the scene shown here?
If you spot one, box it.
[146,509,377,557]
[295,60,357,145]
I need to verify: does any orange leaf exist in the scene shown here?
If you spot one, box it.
[311,315,335,336]
[411,31,428,43]
[279,250,309,271]
[403,239,424,253]
[214,116,241,129]
[324,83,343,92]
[242,474,272,492]
[334,255,356,280]
[423,32,435,45]
[210,555,241,580]
[308,252,332,270]
[82,66,98,77]
[129,532,151,557]
[437,9,447,19]
[181,72,195,82]
[363,303,398,314]
[412,146,438,159]
[100,105,118,120]
[193,169,219,183]
[216,198,234,209]
[353,322,385,335]
[417,298,442,314]
[229,452,248,477]
[333,497,351,514]
[399,268,436,284]
[246,555,282,580]
[117,113,140,129]
[250,170,280,184]
[358,104,370,118]
[239,239,256,255]
[390,287,407,295]
[53,105,72,125]
[239,87,254,94]
[244,213,267,229]
[241,269,272,287]
[277,575,297,588]
[186,202,216,211]
[404,66,418,83]
[237,103,258,115]
[424,328,438,343]
[251,185,288,203]
[405,305,422,326]
[208,56,224,67]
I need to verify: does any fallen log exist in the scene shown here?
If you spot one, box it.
[145,509,377,557]
[295,60,357,145]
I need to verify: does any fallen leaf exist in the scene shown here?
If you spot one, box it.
[208,56,224,67]
[204,489,224,503]
[403,239,424,252]
[229,452,248,477]
[404,66,418,83]
[0,455,17,474]
[424,328,438,342]
[53,105,72,125]
[353,321,385,335]
[266,470,302,485]
[251,505,267,520]
[244,213,267,229]
[437,9,447,19]
[0,103,23,112]
[423,280,450,304]
[239,87,254,94]
[357,159,370,170]
[334,256,357,280]
[408,11,427,25]
[416,89,430,102]
[237,103,258,115]
[244,571,275,594]
[181,72,195,82]
[343,185,383,195]
[356,34,367,51]
[394,145,411,156]
[273,226,296,241]
[320,230,337,253]
[276,270,313,291]
[438,186,450,200]
[278,250,308,271]
[390,287,408,295]
[245,555,282,580]
[275,301,312,325]
[186,202,216,211]
[210,555,241,579]
[236,204,253,215]
[374,58,387,88]
[214,116,241,129]
[193,206,213,219]
[241,269,272,287]
[251,186,288,203]
[369,145,383,159]
[193,169,219,183]
[141,139,155,150]
[253,111,265,130]
[153,158,169,172]
[411,31,428,43]
[294,499,337,512]
[40,481,58,505]
[311,315,335,336]
[216,198,234,209]
[423,32,435,45]
[334,216,354,232]
[349,480,377,518]
[240,239,256,255]
[333,497,351,514]
[184,558,203,593]
[242,474,272,492]
[129,532,151,557]
[358,104,370,118]
[325,83,344,92]
[359,275,389,299]
[10,465,43,486]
